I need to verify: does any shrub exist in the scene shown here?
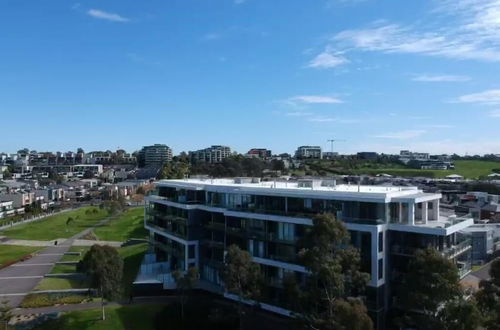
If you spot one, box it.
[20,293,92,308]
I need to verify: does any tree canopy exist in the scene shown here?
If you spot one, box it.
[77,244,123,320]
[298,213,372,330]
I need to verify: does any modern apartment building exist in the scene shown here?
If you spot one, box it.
[189,145,231,164]
[141,178,474,329]
[138,144,173,167]
[294,146,322,159]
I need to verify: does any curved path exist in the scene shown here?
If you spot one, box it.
[0,214,116,307]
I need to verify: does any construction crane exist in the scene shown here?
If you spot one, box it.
[327,139,346,154]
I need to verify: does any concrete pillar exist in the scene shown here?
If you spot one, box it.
[398,203,403,223]
[422,202,428,224]
[408,203,415,225]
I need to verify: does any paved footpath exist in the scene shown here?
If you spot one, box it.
[0,214,117,308]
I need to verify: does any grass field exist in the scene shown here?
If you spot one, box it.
[347,160,500,179]
[0,245,40,267]
[0,207,109,241]
[42,243,148,298]
[33,304,168,330]
[118,243,148,298]
[34,277,89,291]
[93,208,148,242]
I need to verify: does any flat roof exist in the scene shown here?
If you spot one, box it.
[156,178,440,203]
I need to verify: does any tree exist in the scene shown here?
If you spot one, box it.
[77,245,123,320]
[438,298,482,330]
[65,217,74,232]
[157,161,190,180]
[172,266,199,320]
[397,248,462,329]
[222,244,262,329]
[0,300,12,330]
[475,258,500,329]
[298,213,372,330]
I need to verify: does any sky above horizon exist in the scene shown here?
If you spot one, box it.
[1,0,500,156]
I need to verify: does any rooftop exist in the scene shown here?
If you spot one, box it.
[157,178,440,202]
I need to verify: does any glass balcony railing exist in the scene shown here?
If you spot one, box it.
[442,239,472,258]
[153,241,185,258]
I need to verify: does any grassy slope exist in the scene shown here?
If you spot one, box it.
[34,277,89,291]
[93,208,148,242]
[0,207,108,241]
[41,243,148,297]
[307,159,500,179]
[33,304,167,330]
[0,245,40,267]
[118,243,148,298]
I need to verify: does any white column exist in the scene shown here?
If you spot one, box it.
[408,203,415,225]
[422,202,428,224]
[398,203,403,223]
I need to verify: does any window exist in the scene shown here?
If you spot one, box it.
[188,245,195,259]
[278,222,295,241]
[378,232,383,252]
[378,259,383,280]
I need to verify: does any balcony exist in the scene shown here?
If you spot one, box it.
[441,239,472,259]
[390,240,471,260]
[153,241,185,258]
[205,222,226,231]
[201,239,225,249]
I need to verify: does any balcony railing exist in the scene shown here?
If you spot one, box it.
[391,240,471,260]
[441,239,472,258]
[153,241,185,258]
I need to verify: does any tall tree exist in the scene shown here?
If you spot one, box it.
[172,266,199,320]
[475,258,500,329]
[223,244,262,329]
[298,213,372,330]
[397,248,462,329]
[77,245,123,320]
[437,298,482,330]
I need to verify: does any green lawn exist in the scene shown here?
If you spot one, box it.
[93,207,148,242]
[0,245,40,267]
[0,207,109,240]
[41,243,148,298]
[34,304,168,330]
[34,277,89,291]
[351,160,500,179]
[118,243,149,298]
[50,263,78,274]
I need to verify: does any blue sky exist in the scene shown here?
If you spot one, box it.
[1,0,500,155]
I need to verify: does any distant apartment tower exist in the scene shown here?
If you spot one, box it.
[247,148,271,159]
[189,145,231,164]
[295,146,322,159]
[138,144,173,167]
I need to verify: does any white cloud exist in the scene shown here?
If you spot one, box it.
[373,130,426,139]
[412,74,470,82]
[288,95,343,105]
[307,51,348,69]
[87,9,129,22]
[202,33,221,41]
[454,89,500,105]
[489,109,500,117]
[426,124,455,129]
[307,116,337,122]
[285,111,313,117]
[311,1,500,65]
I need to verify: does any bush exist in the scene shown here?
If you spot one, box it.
[21,293,92,308]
